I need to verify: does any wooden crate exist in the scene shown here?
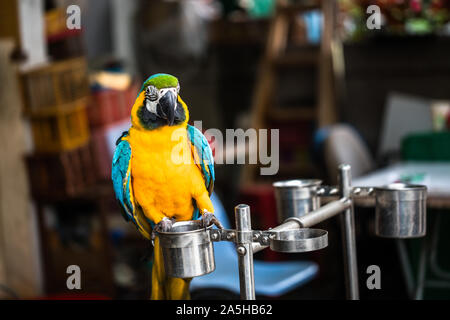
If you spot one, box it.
[89,126,112,181]
[30,98,90,153]
[21,57,89,114]
[25,145,97,199]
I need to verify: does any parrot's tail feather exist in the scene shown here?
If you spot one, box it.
[151,237,192,300]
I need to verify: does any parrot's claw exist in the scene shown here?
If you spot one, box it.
[158,217,175,232]
[201,211,224,230]
[151,217,175,241]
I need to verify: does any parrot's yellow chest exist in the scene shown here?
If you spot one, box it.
[128,126,200,223]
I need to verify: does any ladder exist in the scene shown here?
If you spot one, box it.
[243,0,338,185]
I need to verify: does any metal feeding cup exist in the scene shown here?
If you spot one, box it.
[269,228,328,253]
[273,179,322,223]
[157,221,215,278]
[374,183,427,238]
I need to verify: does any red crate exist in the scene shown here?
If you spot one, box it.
[88,84,137,128]
[89,127,112,181]
[25,145,97,199]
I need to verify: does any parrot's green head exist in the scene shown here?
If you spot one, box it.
[131,73,189,130]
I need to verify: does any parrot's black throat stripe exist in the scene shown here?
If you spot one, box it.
[137,101,186,130]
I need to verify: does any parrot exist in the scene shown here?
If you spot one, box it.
[111,73,222,300]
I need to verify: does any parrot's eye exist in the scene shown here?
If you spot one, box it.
[176,83,180,94]
[145,86,158,102]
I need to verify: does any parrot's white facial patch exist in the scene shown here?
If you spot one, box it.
[144,85,158,114]
[144,84,180,114]
[144,99,157,114]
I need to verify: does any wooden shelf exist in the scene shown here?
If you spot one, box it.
[267,106,316,121]
[277,1,321,16]
[273,52,318,67]
[209,18,269,46]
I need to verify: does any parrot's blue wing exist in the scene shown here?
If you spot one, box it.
[187,124,215,195]
[112,132,134,221]
[112,132,152,239]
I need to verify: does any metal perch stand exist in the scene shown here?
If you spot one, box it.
[158,164,427,300]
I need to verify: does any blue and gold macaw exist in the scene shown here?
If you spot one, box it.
[111,73,221,300]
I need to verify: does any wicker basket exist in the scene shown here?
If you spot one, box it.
[21,57,89,115]
[30,98,90,153]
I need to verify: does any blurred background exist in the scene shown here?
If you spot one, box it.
[1,0,450,300]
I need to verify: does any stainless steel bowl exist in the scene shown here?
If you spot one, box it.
[157,221,215,278]
[375,183,427,238]
[273,179,322,223]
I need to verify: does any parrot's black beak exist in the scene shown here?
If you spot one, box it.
[157,90,176,125]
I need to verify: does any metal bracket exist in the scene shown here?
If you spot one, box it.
[351,186,374,197]
[209,228,234,242]
[316,186,376,198]
[209,229,273,246]
[317,185,340,197]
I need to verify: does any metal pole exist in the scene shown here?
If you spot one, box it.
[235,204,255,300]
[295,198,352,228]
[252,198,351,253]
[339,164,359,300]
[396,239,415,299]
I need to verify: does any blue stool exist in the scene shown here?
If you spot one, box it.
[191,193,319,297]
